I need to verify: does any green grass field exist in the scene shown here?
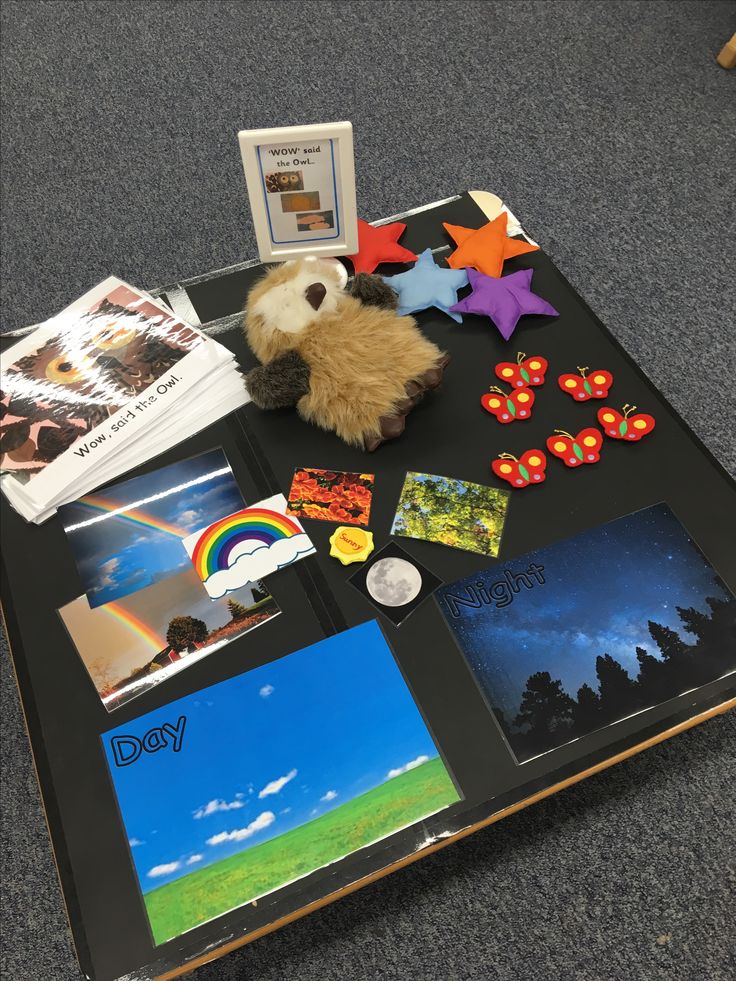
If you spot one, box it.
[144,757,459,944]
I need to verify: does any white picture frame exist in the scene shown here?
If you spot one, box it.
[238,121,358,262]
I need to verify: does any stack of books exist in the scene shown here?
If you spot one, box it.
[0,277,249,523]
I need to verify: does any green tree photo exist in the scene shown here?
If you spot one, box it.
[391,472,509,556]
[166,615,208,652]
[226,598,251,621]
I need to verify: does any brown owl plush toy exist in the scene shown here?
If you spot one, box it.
[243,257,449,451]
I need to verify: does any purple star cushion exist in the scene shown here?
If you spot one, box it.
[449,267,559,340]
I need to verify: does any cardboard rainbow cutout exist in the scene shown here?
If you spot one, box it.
[183,494,315,598]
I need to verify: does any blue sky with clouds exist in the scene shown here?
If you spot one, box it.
[60,448,245,607]
[102,621,445,892]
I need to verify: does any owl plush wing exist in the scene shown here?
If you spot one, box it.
[245,350,311,409]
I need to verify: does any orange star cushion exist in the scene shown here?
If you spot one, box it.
[347,219,417,274]
[443,212,539,277]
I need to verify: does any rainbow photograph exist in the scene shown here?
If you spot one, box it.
[59,448,245,608]
[59,567,280,711]
[184,494,315,599]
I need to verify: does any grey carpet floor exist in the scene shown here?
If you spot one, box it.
[1,2,735,979]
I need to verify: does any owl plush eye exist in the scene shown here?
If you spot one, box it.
[289,174,300,186]
[92,321,137,350]
[45,355,93,384]
[278,174,290,188]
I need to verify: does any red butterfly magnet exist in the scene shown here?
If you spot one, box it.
[495,352,548,389]
[480,385,535,423]
[558,366,614,401]
[492,450,547,488]
[597,404,655,441]
[546,428,603,467]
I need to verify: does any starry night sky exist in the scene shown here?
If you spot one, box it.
[439,504,735,727]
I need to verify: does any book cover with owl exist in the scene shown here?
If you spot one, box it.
[0,277,248,522]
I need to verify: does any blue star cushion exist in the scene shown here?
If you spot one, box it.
[383,248,469,323]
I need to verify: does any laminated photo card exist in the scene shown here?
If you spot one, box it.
[392,471,510,557]
[60,567,279,712]
[59,448,246,608]
[0,278,249,523]
[101,620,460,943]
[57,448,279,710]
[437,504,736,763]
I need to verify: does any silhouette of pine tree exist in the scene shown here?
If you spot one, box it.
[572,683,601,733]
[697,594,736,680]
[634,645,666,703]
[513,671,575,750]
[675,605,711,641]
[596,653,638,720]
[706,595,729,615]
[647,620,689,660]
[635,645,660,679]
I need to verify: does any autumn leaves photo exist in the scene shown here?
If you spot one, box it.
[287,467,374,526]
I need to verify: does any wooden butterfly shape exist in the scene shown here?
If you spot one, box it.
[492,450,547,488]
[546,428,603,467]
[597,404,655,441]
[495,352,548,389]
[558,366,614,401]
[480,385,535,423]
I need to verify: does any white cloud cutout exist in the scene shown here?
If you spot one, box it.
[185,531,315,599]
[206,811,275,846]
[320,790,338,802]
[128,837,144,847]
[259,684,275,698]
[386,755,430,780]
[186,854,204,865]
[258,768,297,799]
[147,861,181,878]
[193,798,245,819]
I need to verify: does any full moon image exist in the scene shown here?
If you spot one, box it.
[365,558,423,607]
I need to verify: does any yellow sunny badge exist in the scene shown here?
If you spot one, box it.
[329,527,375,565]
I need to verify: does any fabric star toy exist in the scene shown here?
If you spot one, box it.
[383,248,469,322]
[444,212,539,278]
[346,219,418,274]
[449,267,559,341]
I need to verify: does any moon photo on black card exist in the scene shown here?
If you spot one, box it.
[349,541,443,626]
[437,504,736,763]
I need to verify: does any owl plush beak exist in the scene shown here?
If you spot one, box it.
[305,282,327,310]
